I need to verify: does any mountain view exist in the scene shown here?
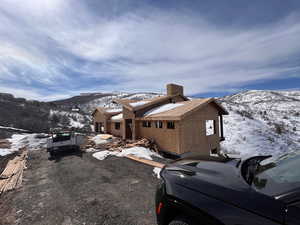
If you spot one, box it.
[1,90,299,157]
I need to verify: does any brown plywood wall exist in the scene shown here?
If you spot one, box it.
[135,120,180,154]
[179,103,221,155]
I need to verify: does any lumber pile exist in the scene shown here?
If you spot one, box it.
[0,149,27,194]
[84,136,160,153]
[0,139,11,149]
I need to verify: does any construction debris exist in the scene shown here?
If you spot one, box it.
[84,135,160,153]
[0,148,27,194]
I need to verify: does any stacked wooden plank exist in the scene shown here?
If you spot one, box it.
[0,149,27,194]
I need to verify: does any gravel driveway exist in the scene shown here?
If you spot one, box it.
[0,150,160,225]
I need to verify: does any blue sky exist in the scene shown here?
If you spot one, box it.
[0,0,300,100]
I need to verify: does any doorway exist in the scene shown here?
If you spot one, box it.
[125,119,132,139]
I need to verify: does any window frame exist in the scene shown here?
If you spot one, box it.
[155,121,163,128]
[114,122,121,130]
[167,121,175,129]
[142,121,151,128]
[206,119,216,136]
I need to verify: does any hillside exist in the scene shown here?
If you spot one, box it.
[220,90,300,157]
[0,92,160,138]
[0,90,299,157]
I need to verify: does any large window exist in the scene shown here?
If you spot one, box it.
[155,121,163,128]
[167,121,175,129]
[115,122,120,130]
[142,121,151,128]
[206,120,215,136]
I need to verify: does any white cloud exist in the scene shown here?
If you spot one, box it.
[0,1,300,98]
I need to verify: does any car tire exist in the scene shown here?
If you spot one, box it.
[169,216,194,225]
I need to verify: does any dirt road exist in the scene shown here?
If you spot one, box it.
[0,150,160,225]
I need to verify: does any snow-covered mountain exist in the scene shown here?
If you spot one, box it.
[1,90,299,158]
[220,90,300,157]
[74,92,162,113]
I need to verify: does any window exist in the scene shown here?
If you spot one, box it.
[142,121,151,128]
[206,120,215,136]
[115,122,120,130]
[155,121,163,128]
[167,121,175,129]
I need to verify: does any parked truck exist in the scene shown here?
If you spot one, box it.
[47,130,85,156]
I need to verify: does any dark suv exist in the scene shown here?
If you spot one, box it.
[155,153,300,225]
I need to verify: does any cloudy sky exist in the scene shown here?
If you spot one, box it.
[0,0,300,100]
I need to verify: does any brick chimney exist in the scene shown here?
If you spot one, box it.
[167,83,184,96]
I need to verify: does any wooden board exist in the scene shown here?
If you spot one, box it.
[125,155,165,168]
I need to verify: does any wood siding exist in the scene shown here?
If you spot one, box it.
[110,121,123,137]
[135,120,180,154]
[179,103,220,155]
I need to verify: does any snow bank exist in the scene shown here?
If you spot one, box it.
[92,147,161,161]
[144,103,184,116]
[0,134,48,156]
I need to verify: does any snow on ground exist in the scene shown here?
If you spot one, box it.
[144,103,184,116]
[91,134,112,145]
[129,101,150,107]
[153,167,162,179]
[69,118,85,128]
[220,90,300,158]
[49,109,90,129]
[92,146,162,161]
[0,134,48,156]
[111,113,123,121]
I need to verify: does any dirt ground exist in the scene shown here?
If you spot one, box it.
[0,150,161,225]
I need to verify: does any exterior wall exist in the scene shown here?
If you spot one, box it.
[135,120,180,154]
[179,103,221,155]
[110,121,123,137]
[93,111,108,133]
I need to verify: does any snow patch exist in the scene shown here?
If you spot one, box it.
[91,134,111,145]
[92,147,161,161]
[153,167,162,179]
[144,103,184,116]
[0,134,48,156]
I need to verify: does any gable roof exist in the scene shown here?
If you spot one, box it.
[136,98,228,120]
[114,94,188,112]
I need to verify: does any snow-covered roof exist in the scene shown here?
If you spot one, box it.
[144,103,184,116]
[111,113,123,121]
[106,108,122,113]
[141,98,227,120]
[129,101,150,107]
